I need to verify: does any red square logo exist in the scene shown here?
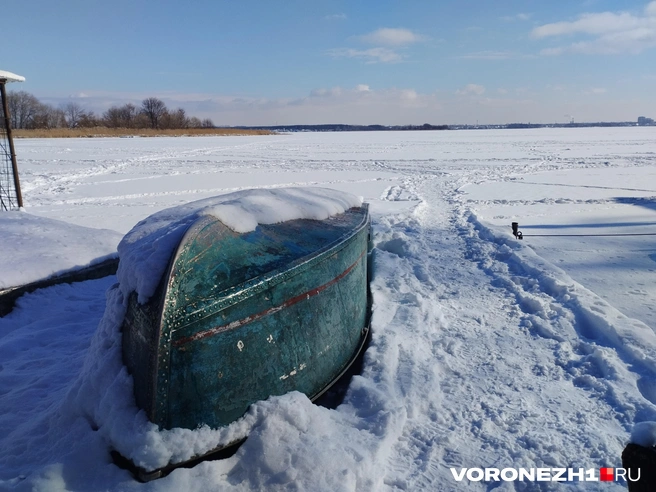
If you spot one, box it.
[600,468,614,482]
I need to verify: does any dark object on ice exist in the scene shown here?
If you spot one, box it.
[111,439,245,482]
[511,222,523,240]
[120,203,371,476]
[622,442,656,491]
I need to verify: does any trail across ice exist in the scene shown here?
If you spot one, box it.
[363,169,654,490]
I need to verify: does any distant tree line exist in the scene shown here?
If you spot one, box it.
[6,91,214,130]
[236,123,450,132]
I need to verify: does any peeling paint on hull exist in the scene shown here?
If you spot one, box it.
[122,204,371,431]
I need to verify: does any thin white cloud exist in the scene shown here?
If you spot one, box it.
[324,13,347,21]
[541,47,566,56]
[298,86,432,114]
[456,84,486,96]
[309,87,344,98]
[648,1,656,15]
[546,84,568,91]
[477,96,535,108]
[327,47,403,63]
[533,12,646,37]
[329,27,426,65]
[358,28,426,46]
[532,1,656,54]
[399,89,419,102]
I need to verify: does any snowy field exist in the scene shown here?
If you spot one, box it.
[1,128,656,491]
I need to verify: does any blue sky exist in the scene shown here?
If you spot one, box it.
[2,0,656,125]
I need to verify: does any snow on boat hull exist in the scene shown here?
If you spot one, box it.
[122,204,370,430]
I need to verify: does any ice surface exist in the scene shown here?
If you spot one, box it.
[1,128,655,491]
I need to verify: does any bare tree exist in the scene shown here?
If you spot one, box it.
[78,111,99,128]
[162,108,189,129]
[134,112,150,128]
[7,91,41,129]
[61,102,87,128]
[103,106,123,128]
[7,91,211,131]
[140,97,167,129]
[120,103,138,128]
[103,103,138,128]
[31,104,66,129]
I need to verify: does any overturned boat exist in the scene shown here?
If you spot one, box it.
[120,188,371,435]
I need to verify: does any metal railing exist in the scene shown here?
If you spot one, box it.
[0,80,23,211]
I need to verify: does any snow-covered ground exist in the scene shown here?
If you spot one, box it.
[1,128,656,491]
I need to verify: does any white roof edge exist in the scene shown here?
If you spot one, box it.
[0,70,25,83]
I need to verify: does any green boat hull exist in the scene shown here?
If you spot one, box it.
[122,204,370,430]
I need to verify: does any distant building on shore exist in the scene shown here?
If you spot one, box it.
[638,116,654,126]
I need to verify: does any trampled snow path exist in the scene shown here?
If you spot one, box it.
[2,130,656,490]
[363,171,653,490]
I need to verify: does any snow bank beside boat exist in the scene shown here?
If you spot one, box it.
[0,211,121,290]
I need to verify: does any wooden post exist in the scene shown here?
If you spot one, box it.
[0,80,23,208]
